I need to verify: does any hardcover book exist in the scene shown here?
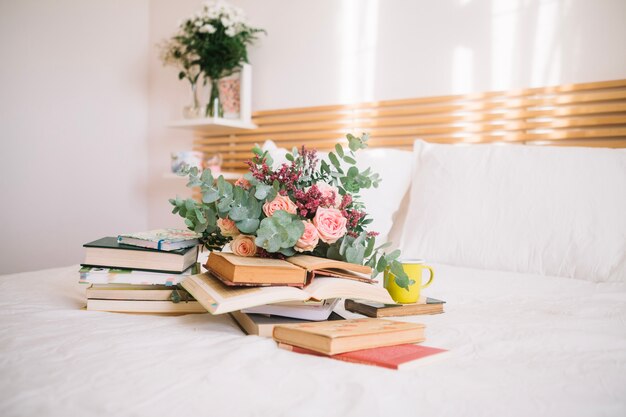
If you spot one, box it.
[345,298,446,318]
[272,318,426,355]
[242,298,340,321]
[181,272,394,315]
[85,284,193,302]
[230,311,345,338]
[82,237,198,273]
[206,252,374,287]
[117,228,200,251]
[79,265,198,286]
[278,343,448,370]
[86,299,205,314]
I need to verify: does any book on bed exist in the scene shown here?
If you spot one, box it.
[278,343,448,370]
[85,284,193,302]
[117,228,200,251]
[79,265,198,286]
[242,298,340,321]
[181,272,394,315]
[205,252,374,287]
[230,310,345,337]
[82,237,198,273]
[86,299,205,314]
[345,298,446,317]
[272,318,426,355]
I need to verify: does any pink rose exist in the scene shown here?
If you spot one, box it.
[230,234,257,257]
[295,221,319,253]
[263,194,297,217]
[235,177,251,190]
[217,217,240,237]
[313,207,347,244]
[314,182,341,208]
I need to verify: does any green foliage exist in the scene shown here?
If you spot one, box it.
[328,232,410,290]
[255,210,304,256]
[321,133,382,195]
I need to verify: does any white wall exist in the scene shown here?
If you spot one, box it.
[0,0,150,274]
[146,0,626,230]
[235,0,626,109]
[2,0,624,273]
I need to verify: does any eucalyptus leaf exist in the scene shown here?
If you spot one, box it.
[229,206,248,221]
[364,236,376,258]
[195,209,206,224]
[328,152,341,169]
[202,188,219,204]
[254,184,272,200]
[235,218,260,234]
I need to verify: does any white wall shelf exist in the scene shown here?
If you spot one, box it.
[167,117,257,133]
[168,64,256,134]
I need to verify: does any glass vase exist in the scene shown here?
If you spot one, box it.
[182,81,201,119]
[206,78,224,118]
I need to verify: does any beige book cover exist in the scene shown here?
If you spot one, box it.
[272,318,426,355]
[206,252,374,287]
[181,272,394,315]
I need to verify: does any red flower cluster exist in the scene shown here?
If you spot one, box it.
[293,185,336,218]
[267,163,302,193]
[342,208,366,237]
[246,160,272,182]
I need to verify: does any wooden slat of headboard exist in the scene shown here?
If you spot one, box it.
[193,79,626,172]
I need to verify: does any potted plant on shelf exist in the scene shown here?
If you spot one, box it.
[163,1,265,118]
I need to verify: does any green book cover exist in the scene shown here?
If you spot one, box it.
[83,237,194,255]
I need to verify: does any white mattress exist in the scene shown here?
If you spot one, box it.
[1,264,625,417]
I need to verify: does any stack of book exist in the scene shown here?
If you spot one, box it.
[182,251,396,334]
[273,318,448,370]
[80,233,449,368]
[80,230,204,314]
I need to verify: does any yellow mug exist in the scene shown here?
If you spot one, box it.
[384,259,435,304]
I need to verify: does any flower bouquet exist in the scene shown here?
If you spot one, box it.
[169,133,411,289]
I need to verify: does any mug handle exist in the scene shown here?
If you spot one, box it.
[421,265,435,289]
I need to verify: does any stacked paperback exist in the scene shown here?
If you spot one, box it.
[80,229,203,314]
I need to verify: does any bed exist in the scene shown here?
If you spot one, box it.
[1,262,625,417]
[2,138,625,417]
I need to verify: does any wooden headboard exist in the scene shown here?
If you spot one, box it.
[194,79,626,172]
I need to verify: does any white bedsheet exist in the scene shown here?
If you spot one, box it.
[1,265,625,417]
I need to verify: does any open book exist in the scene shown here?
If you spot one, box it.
[206,252,374,287]
[181,272,394,315]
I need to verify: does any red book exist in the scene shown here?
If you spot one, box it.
[278,343,448,370]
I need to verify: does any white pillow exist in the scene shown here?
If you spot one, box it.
[395,140,626,282]
[260,141,413,245]
[260,140,290,168]
[355,148,413,245]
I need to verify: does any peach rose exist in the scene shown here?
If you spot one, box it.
[295,221,320,253]
[263,194,297,217]
[217,217,239,237]
[230,234,257,257]
[314,182,341,208]
[313,207,347,244]
[235,177,251,190]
